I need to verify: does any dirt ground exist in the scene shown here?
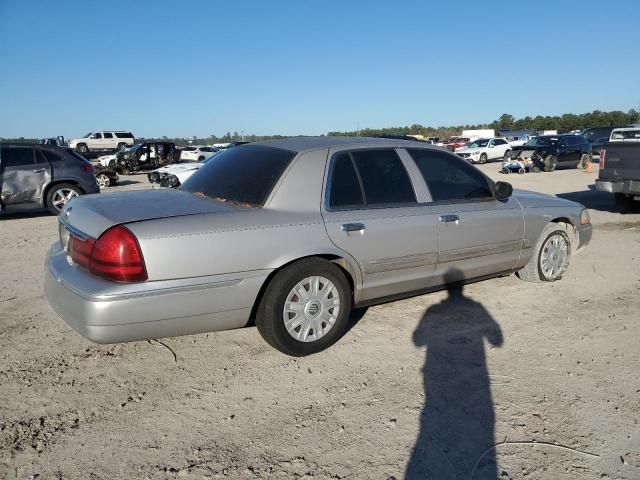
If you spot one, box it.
[1,161,639,480]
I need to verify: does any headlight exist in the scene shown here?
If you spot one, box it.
[472,151,481,155]
[580,209,591,225]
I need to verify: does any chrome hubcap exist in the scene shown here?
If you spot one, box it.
[540,233,569,279]
[52,188,78,211]
[283,276,340,343]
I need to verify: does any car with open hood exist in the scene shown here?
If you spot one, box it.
[147,152,221,188]
[45,137,591,356]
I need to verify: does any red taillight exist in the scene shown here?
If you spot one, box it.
[80,162,94,173]
[599,148,606,169]
[89,226,147,282]
[69,226,147,282]
[70,235,95,269]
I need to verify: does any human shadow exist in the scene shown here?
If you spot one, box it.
[406,269,503,480]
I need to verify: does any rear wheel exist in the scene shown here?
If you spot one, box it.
[46,183,81,215]
[614,193,640,213]
[517,223,572,282]
[503,149,511,160]
[256,258,352,356]
[577,153,590,170]
[543,155,557,172]
[479,153,488,164]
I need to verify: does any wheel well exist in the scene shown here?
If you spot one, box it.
[42,181,85,207]
[246,254,357,326]
[551,217,578,250]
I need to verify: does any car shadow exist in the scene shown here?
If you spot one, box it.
[0,208,54,219]
[405,268,503,480]
[557,185,621,213]
[113,179,142,186]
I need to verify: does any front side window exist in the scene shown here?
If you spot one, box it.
[0,146,35,167]
[180,145,295,207]
[408,149,493,202]
[92,133,102,139]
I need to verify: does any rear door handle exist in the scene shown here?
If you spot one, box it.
[341,223,366,232]
[439,214,460,224]
[32,168,46,173]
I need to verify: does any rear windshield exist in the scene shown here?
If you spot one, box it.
[180,145,295,207]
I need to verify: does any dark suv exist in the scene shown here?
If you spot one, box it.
[0,144,99,215]
[509,134,592,172]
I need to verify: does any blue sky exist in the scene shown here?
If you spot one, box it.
[0,0,638,138]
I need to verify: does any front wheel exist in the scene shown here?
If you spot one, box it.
[76,144,89,154]
[517,223,572,282]
[96,173,110,189]
[543,155,557,172]
[46,183,81,215]
[256,258,352,356]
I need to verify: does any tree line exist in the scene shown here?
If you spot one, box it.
[327,109,640,139]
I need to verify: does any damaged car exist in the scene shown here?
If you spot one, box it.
[45,137,591,356]
[94,165,119,189]
[1,143,99,214]
[509,135,592,172]
[147,151,221,188]
[98,142,178,174]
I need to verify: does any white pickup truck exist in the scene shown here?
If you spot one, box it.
[68,131,135,153]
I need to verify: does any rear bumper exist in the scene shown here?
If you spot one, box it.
[595,179,640,195]
[44,242,269,344]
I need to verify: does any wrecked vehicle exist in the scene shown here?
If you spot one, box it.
[509,135,592,172]
[94,165,119,189]
[99,142,178,174]
[0,143,99,214]
[45,137,592,356]
[147,152,221,188]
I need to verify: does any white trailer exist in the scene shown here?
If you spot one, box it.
[462,129,495,141]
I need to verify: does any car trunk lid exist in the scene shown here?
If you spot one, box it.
[60,189,239,238]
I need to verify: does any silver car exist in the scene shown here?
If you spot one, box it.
[44,137,592,356]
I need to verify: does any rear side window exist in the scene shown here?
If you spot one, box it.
[329,153,365,208]
[0,146,35,166]
[351,150,416,205]
[114,132,134,138]
[408,149,493,202]
[41,150,64,163]
[103,132,114,139]
[180,145,295,206]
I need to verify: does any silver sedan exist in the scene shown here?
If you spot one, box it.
[45,137,592,356]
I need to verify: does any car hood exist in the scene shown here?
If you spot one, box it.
[512,188,578,208]
[61,189,239,238]
[152,162,202,174]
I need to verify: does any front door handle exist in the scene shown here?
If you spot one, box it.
[341,223,366,232]
[32,168,46,173]
[439,214,460,224]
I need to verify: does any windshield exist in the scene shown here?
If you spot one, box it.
[180,145,296,206]
[524,136,557,147]
[82,132,93,138]
[467,139,489,148]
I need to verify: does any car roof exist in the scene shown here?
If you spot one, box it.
[249,136,435,153]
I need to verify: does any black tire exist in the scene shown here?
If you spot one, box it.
[577,153,590,170]
[503,149,511,160]
[543,155,557,172]
[516,223,572,283]
[502,168,510,174]
[256,258,352,356]
[76,144,89,154]
[45,183,82,215]
[479,153,488,164]
[198,156,205,161]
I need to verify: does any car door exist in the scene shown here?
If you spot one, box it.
[405,148,524,284]
[556,136,577,163]
[321,147,439,301]
[493,139,510,159]
[102,132,115,149]
[0,146,50,209]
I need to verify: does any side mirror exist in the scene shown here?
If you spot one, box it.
[494,181,513,201]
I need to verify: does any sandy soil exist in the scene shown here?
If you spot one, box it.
[1,162,639,479]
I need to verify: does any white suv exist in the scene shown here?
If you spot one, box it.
[454,137,512,164]
[68,131,135,153]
